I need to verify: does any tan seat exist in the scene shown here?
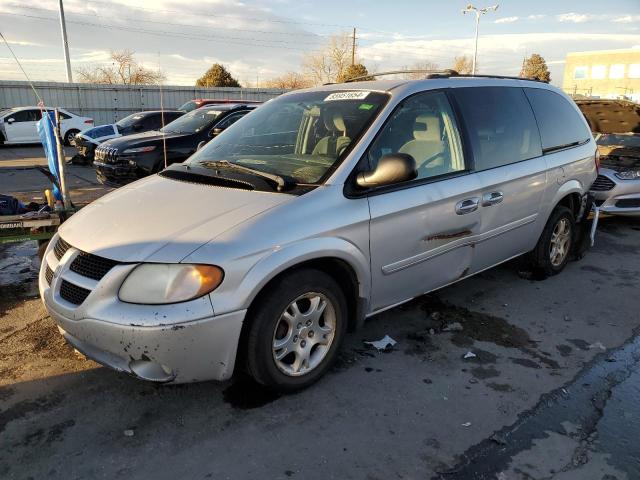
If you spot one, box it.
[313,111,351,157]
[399,115,444,168]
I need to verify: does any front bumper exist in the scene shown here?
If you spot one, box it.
[39,234,246,383]
[94,160,139,186]
[590,170,640,216]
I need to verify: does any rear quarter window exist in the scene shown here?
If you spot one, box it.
[524,88,591,153]
[454,87,542,171]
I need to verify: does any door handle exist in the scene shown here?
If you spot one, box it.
[455,198,479,215]
[482,191,504,206]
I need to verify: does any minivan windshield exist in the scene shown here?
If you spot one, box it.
[186,90,389,184]
[161,108,222,134]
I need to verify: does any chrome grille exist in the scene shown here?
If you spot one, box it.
[60,280,91,305]
[70,252,118,281]
[591,175,615,192]
[95,146,119,163]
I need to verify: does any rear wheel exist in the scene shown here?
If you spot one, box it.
[529,206,575,277]
[245,269,347,392]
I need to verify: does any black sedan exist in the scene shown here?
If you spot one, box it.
[73,110,183,164]
[94,104,257,186]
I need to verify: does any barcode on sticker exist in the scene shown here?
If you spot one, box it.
[325,91,370,101]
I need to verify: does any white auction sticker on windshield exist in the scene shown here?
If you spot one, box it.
[324,91,370,101]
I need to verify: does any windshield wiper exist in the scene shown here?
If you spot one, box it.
[200,160,294,192]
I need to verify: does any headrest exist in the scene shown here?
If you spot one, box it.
[323,109,347,134]
[413,115,441,141]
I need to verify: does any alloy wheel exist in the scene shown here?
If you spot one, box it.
[549,217,571,267]
[271,292,336,377]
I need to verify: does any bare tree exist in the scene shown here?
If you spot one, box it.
[263,72,313,89]
[452,55,474,74]
[76,50,165,85]
[303,33,353,85]
[403,61,441,79]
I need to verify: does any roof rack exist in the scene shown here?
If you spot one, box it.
[342,69,547,84]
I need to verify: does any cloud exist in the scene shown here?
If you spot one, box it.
[495,16,519,24]
[556,13,592,23]
[612,15,640,24]
[3,38,44,47]
[527,14,546,21]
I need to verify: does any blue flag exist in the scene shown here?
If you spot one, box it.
[37,111,62,201]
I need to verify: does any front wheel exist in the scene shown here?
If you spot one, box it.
[529,206,575,278]
[64,129,79,146]
[245,269,347,392]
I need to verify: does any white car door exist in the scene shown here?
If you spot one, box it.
[4,109,40,142]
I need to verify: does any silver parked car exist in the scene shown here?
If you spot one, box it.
[40,75,597,391]
[577,99,640,216]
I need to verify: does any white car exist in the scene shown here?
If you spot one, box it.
[0,106,94,145]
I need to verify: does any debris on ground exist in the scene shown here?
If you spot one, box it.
[364,335,397,352]
[589,341,606,351]
[461,422,472,427]
[463,351,477,359]
[443,322,464,332]
[124,429,135,437]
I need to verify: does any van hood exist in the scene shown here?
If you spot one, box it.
[58,174,293,263]
[576,100,640,134]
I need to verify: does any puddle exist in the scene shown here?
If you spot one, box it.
[409,295,559,369]
[0,241,41,301]
[222,375,281,410]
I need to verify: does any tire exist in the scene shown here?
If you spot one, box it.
[245,268,348,392]
[529,206,575,278]
[64,129,79,146]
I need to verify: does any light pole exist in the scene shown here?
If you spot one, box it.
[462,3,499,75]
[58,0,73,82]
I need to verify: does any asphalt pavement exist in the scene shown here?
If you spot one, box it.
[0,144,111,204]
[1,208,639,479]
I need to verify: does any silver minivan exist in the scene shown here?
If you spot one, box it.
[40,75,597,391]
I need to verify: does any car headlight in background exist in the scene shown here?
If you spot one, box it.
[122,146,156,154]
[119,264,224,304]
[615,170,640,180]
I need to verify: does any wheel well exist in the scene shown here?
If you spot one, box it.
[557,193,581,218]
[234,258,362,373]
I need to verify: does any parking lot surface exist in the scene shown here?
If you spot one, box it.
[1,211,639,479]
[0,145,110,204]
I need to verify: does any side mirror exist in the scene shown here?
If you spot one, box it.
[356,153,417,188]
[196,140,207,151]
[210,127,224,138]
[6,117,15,123]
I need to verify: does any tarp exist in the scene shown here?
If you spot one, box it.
[37,110,62,201]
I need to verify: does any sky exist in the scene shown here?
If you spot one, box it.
[0,0,639,87]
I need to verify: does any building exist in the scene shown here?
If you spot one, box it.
[562,48,640,102]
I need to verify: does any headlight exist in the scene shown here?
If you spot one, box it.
[615,170,640,180]
[119,264,224,304]
[123,146,156,154]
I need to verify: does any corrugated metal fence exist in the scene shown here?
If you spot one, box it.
[0,80,288,125]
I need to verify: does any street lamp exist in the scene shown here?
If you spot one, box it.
[462,3,499,75]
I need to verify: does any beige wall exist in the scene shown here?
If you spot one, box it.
[562,49,640,102]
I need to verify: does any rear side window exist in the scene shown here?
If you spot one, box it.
[454,87,542,171]
[524,88,591,153]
